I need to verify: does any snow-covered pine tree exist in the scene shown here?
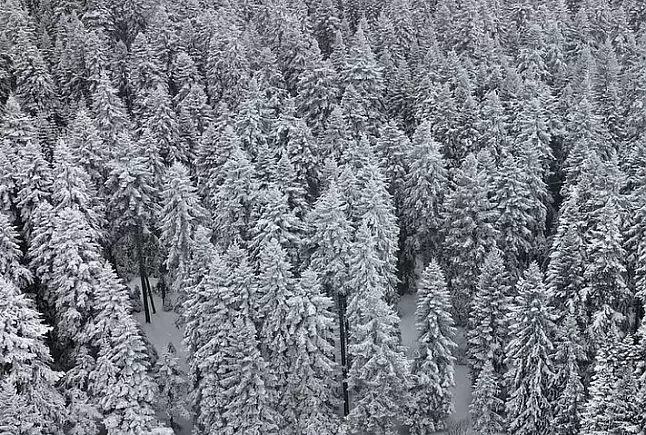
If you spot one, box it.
[159,162,209,292]
[282,269,341,434]
[408,259,457,434]
[0,275,67,434]
[546,186,586,320]
[154,342,189,428]
[88,263,166,435]
[48,207,105,361]
[0,211,32,288]
[469,359,505,435]
[441,151,498,325]
[552,309,586,435]
[401,121,447,289]
[345,221,412,434]
[505,262,556,435]
[582,196,631,341]
[467,246,511,378]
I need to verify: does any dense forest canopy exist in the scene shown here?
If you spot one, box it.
[1,0,646,433]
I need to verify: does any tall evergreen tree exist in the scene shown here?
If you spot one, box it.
[345,222,412,434]
[467,247,511,378]
[441,152,498,325]
[505,262,556,435]
[469,359,505,435]
[408,260,457,434]
[0,276,67,434]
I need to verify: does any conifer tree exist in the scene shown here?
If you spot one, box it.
[0,211,32,288]
[0,276,67,434]
[154,343,189,428]
[469,359,505,435]
[105,139,160,323]
[505,262,556,435]
[88,264,165,435]
[467,247,511,378]
[159,162,209,288]
[582,197,630,340]
[91,71,130,148]
[552,310,586,435]
[546,186,586,319]
[14,140,52,240]
[11,29,55,115]
[345,222,412,434]
[66,106,110,192]
[408,260,457,434]
[208,146,258,247]
[48,207,104,358]
[401,121,447,283]
[441,152,498,325]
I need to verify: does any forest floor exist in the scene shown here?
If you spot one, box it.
[131,282,472,434]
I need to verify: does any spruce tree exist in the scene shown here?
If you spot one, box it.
[159,162,209,287]
[154,343,190,428]
[505,262,556,435]
[441,152,498,325]
[345,222,412,434]
[0,276,67,434]
[467,247,511,378]
[0,211,32,288]
[401,121,447,284]
[469,359,505,435]
[408,260,457,434]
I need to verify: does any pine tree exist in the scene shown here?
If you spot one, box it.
[469,359,505,435]
[408,260,457,434]
[159,162,209,286]
[14,139,52,240]
[208,145,258,247]
[140,83,183,164]
[345,222,412,434]
[582,197,630,340]
[505,262,556,435]
[552,310,586,435]
[88,264,165,435]
[282,269,341,434]
[546,186,586,319]
[66,106,110,192]
[0,276,68,434]
[91,71,130,148]
[401,121,447,283]
[105,139,160,323]
[11,29,55,115]
[441,152,498,325]
[467,247,511,378]
[48,207,104,357]
[0,211,32,288]
[154,343,189,428]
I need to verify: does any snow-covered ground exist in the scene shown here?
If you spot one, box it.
[129,278,192,434]
[398,293,473,431]
[130,281,472,434]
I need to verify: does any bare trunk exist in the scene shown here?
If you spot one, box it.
[136,229,151,323]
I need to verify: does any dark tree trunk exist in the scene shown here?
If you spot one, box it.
[136,228,151,323]
[338,293,349,416]
[145,274,156,314]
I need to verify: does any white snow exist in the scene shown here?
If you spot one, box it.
[129,278,192,434]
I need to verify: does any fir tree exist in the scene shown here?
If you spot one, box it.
[408,260,457,434]
[154,343,190,428]
[401,121,447,283]
[505,262,556,435]
[159,162,209,286]
[441,152,498,325]
[469,359,505,435]
[345,222,412,434]
[0,211,32,288]
[0,276,68,434]
[467,247,511,378]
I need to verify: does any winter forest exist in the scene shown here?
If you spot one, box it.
[2,0,646,433]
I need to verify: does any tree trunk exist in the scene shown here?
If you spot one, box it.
[338,293,350,416]
[145,274,156,314]
[136,228,151,323]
